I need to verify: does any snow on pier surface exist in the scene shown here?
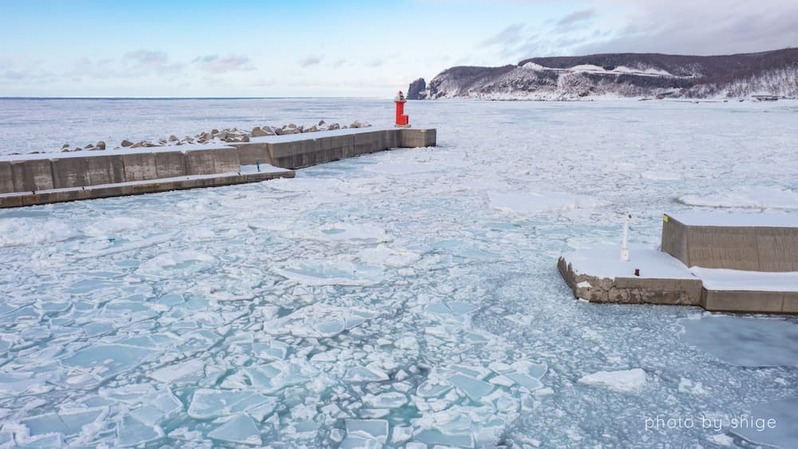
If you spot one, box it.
[668,211,798,227]
[691,267,798,292]
[1,98,798,448]
[0,142,238,162]
[564,244,696,280]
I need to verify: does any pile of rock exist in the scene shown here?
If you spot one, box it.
[59,141,107,153]
[54,120,372,153]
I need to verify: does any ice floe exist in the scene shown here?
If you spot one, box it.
[62,344,157,380]
[489,191,609,214]
[578,368,647,392]
[264,304,377,338]
[188,390,274,420]
[275,259,385,286]
[680,186,798,210]
[0,218,75,248]
[208,414,262,446]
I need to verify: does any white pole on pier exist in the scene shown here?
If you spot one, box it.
[621,213,631,261]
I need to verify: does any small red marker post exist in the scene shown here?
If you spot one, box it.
[395,91,409,128]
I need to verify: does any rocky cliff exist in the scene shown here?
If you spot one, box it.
[418,48,798,100]
[407,78,427,100]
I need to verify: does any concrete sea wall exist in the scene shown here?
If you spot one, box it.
[0,145,241,193]
[0,128,436,208]
[233,128,436,169]
[701,289,798,314]
[661,213,798,271]
[556,256,703,306]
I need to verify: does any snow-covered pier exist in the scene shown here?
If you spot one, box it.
[558,213,798,314]
[0,127,436,208]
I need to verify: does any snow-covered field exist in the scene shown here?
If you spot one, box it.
[1,98,797,448]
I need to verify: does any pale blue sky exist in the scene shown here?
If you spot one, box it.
[1,0,796,97]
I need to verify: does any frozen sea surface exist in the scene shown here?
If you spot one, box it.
[1,98,798,448]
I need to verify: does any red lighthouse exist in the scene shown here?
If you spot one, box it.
[395,91,409,127]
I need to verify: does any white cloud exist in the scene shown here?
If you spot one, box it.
[193,54,255,73]
[555,9,595,30]
[481,24,526,47]
[476,0,798,62]
[576,0,798,55]
[124,50,183,75]
[298,55,323,68]
[0,55,55,83]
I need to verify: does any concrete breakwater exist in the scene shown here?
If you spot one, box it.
[558,213,798,314]
[0,127,436,208]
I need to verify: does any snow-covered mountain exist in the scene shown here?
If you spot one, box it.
[412,48,798,100]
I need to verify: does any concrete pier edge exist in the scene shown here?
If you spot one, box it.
[0,171,293,208]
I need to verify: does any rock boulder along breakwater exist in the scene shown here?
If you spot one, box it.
[16,120,374,156]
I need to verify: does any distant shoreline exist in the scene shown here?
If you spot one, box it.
[3,96,796,102]
[0,96,381,101]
